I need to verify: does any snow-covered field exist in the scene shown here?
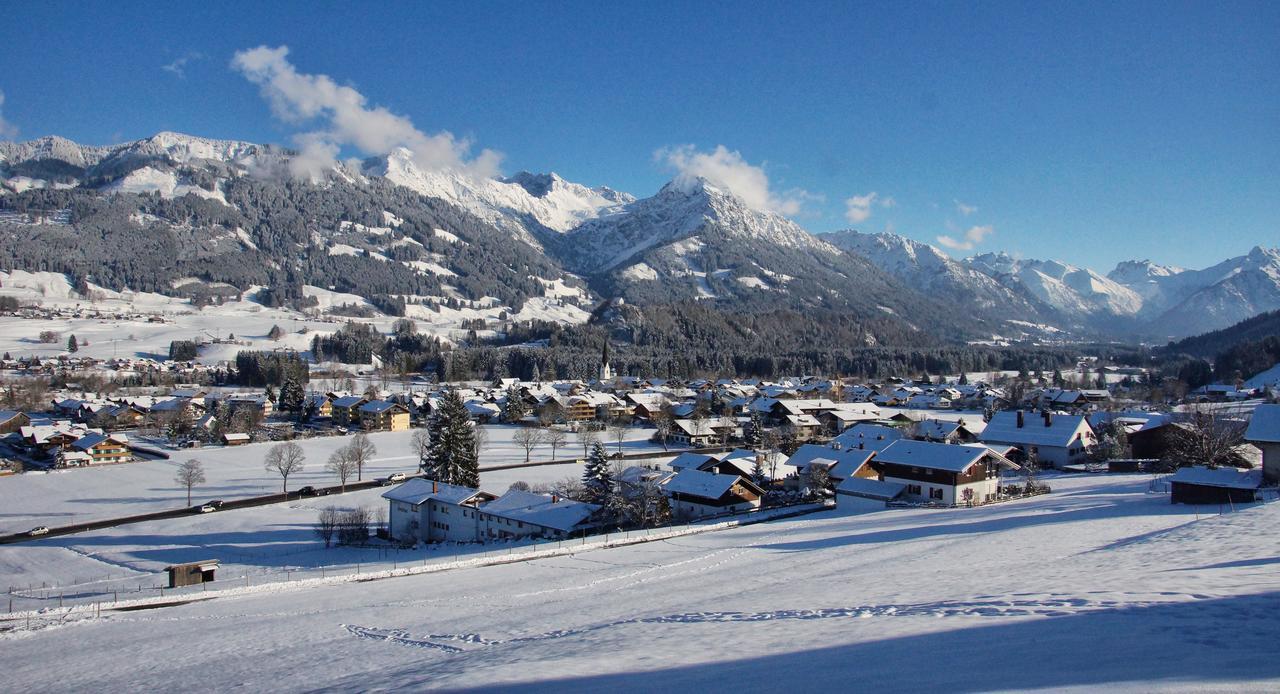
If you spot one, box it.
[3,474,1278,692]
[0,425,667,535]
[0,269,589,362]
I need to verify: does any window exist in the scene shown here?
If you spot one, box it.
[929,488,943,500]
[907,484,922,495]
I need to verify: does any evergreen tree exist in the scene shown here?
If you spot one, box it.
[745,410,764,450]
[581,441,614,507]
[67,334,78,353]
[425,390,479,488]
[279,377,305,413]
[502,384,527,423]
[264,383,277,403]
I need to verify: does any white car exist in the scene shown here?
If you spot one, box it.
[28,526,50,536]
[386,472,407,483]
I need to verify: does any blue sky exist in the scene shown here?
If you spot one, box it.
[1,1,1276,270]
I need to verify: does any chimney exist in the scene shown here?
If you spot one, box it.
[1044,411,1052,427]
[432,480,438,494]
[1016,411,1024,428]
[552,493,560,504]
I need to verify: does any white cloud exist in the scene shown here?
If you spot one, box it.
[656,144,812,215]
[937,224,995,251]
[162,52,205,79]
[0,90,17,139]
[231,45,500,179]
[844,191,890,224]
[955,199,978,216]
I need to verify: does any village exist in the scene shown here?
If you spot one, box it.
[3,337,1278,555]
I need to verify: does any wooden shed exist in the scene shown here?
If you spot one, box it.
[1169,466,1261,506]
[166,559,220,588]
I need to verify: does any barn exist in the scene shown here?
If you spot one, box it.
[1169,466,1262,505]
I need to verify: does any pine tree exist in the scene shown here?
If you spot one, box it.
[264,383,277,403]
[745,410,764,450]
[67,334,78,353]
[581,441,614,506]
[425,390,479,488]
[502,384,527,423]
[279,378,305,413]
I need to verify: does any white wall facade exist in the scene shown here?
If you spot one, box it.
[883,476,1000,506]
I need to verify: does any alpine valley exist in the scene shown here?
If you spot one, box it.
[3,132,1278,353]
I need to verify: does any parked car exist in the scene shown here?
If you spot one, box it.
[298,486,330,497]
[27,526,50,536]
[387,472,407,483]
[199,499,225,513]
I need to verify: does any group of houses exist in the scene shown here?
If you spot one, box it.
[15,418,133,466]
[383,478,601,543]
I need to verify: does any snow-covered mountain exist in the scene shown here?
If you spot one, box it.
[4,131,1278,342]
[822,231,1056,326]
[1110,246,1280,336]
[965,252,1144,320]
[557,177,836,275]
[366,147,633,247]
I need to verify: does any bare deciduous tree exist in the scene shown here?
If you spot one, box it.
[472,423,489,460]
[543,426,567,460]
[264,441,306,495]
[326,446,357,493]
[411,429,432,472]
[608,418,630,455]
[514,426,545,462]
[578,426,601,458]
[348,431,376,481]
[174,458,206,506]
[652,405,674,451]
[1169,406,1251,470]
[315,506,339,548]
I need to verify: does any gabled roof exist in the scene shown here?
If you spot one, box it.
[331,395,367,408]
[483,490,599,532]
[669,452,716,471]
[72,432,126,450]
[1245,404,1280,444]
[663,468,757,500]
[980,411,1093,448]
[0,410,26,425]
[832,424,904,452]
[381,478,492,506]
[360,400,405,414]
[876,440,1013,473]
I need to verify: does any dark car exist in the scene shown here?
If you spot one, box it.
[298,486,330,497]
[199,499,225,513]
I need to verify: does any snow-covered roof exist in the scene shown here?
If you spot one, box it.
[483,490,598,532]
[71,432,126,450]
[1244,404,1280,444]
[360,400,403,414]
[332,395,366,408]
[0,410,25,425]
[876,440,1008,473]
[836,476,906,501]
[669,452,716,471]
[832,424,904,452]
[1170,465,1263,490]
[663,469,744,500]
[980,411,1093,449]
[382,478,489,506]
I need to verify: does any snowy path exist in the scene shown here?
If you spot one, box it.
[3,474,1278,691]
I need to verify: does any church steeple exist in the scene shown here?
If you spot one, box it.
[600,338,613,382]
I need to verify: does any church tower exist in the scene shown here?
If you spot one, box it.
[600,339,613,383]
